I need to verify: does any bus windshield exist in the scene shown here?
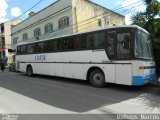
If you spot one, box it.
[134,30,153,60]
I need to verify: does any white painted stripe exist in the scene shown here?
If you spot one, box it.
[0,87,76,114]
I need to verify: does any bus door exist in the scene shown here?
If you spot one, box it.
[107,29,132,85]
[115,28,132,85]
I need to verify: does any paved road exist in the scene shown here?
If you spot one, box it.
[0,70,159,119]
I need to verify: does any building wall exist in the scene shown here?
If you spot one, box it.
[11,0,125,50]
[12,0,73,50]
[0,20,21,64]
[72,0,125,33]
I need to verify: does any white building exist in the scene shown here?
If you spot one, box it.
[11,0,125,50]
[0,20,21,64]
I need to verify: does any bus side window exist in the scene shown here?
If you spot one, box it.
[93,32,105,48]
[56,39,63,51]
[73,36,80,49]
[53,40,58,51]
[80,33,92,49]
[43,41,48,52]
[80,34,87,49]
[123,35,130,49]
[62,37,74,50]
[17,46,21,55]
[89,35,94,49]
[63,39,67,49]
[34,43,38,53]
[27,44,34,54]
[20,45,27,54]
[68,38,74,49]
[48,40,57,52]
[37,42,44,53]
[48,40,53,52]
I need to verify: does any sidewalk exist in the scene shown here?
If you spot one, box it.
[86,92,160,114]
[0,87,76,114]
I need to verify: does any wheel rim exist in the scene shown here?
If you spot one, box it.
[93,73,104,84]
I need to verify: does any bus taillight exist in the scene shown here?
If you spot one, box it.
[139,66,144,70]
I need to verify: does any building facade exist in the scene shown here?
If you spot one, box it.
[11,0,125,50]
[0,20,21,64]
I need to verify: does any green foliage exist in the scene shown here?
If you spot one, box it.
[145,0,160,20]
[144,0,153,5]
[131,12,146,27]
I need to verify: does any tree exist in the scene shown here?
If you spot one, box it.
[131,12,146,27]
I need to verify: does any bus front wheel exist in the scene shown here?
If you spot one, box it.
[27,66,33,77]
[89,69,105,88]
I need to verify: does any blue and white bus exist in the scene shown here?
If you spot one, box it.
[16,25,156,87]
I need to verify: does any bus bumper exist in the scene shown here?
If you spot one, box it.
[132,74,157,86]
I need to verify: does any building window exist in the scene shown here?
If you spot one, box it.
[1,23,4,33]
[22,33,28,41]
[34,28,41,39]
[45,23,53,34]
[58,16,69,29]
[98,19,102,27]
[13,37,18,44]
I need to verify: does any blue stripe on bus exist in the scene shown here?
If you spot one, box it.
[132,74,157,86]
[158,79,160,88]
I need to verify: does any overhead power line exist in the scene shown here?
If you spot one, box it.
[12,0,45,21]
[48,1,143,36]
[11,0,142,35]
[6,0,141,27]
[54,3,143,37]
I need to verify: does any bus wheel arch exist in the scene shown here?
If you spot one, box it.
[87,67,106,88]
[26,64,33,77]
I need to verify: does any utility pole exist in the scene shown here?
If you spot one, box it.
[74,7,78,33]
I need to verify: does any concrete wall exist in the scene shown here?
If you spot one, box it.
[72,0,125,33]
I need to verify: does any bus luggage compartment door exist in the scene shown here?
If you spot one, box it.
[116,64,132,85]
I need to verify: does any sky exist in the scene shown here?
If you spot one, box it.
[0,0,159,24]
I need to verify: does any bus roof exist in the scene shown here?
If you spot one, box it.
[17,25,149,46]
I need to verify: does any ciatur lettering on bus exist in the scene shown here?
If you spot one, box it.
[35,55,46,61]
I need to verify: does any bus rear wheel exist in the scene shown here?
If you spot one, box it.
[89,69,105,88]
[27,66,33,77]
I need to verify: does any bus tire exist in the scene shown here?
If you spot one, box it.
[27,66,33,77]
[89,69,105,88]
